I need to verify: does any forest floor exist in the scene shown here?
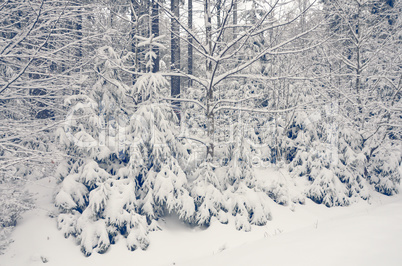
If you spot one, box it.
[1,168,402,266]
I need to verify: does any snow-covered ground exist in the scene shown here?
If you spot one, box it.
[1,170,402,266]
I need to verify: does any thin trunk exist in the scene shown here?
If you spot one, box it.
[205,0,214,160]
[355,2,363,128]
[74,4,82,95]
[188,0,193,86]
[217,0,221,28]
[171,0,181,120]
[151,0,159,73]
[140,1,150,73]
[233,0,237,39]
[76,7,82,59]
[131,0,139,84]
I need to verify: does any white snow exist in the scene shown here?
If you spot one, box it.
[1,170,402,266]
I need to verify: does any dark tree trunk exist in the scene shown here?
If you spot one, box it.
[76,5,82,59]
[187,0,193,86]
[171,0,181,120]
[151,0,159,73]
[74,3,83,96]
[233,0,237,39]
[217,0,221,28]
[131,0,139,84]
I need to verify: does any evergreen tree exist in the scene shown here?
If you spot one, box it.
[56,36,193,255]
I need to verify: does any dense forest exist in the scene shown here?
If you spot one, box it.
[1,0,401,256]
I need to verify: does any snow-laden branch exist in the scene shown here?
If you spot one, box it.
[157,1,207,55]
[0,156,41,171]
[177,136,207,146]
[136,35,166,49]
[213,23,320,88]
[0,0,68,95]
[174,70,209,89]
[211,95,263,112]
[0,119,65,144]
[94,68,128,93]
[98,0,141,26]
[211,0,237,54]
[386,75,402,105]
[217,0,281,61]
[106,58,209,88]
[0,95,66,101]
[0,0,10,11]
[361,33,394,72]
[0,43,46,95]
[264,37,331,56]
[46,33,104,56]
[339,54,358,70]
[163,97,207,111]
[228,74,317,81]
[331,0,359,43]
[250,0,317,37]
[214,105,298,114]
[0,0,44,55]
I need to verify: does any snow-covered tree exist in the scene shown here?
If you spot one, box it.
[0,0,102,252]
[55,31,194,254]
[316,0,401,198]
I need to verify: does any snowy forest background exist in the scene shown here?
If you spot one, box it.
[1,0,401,256]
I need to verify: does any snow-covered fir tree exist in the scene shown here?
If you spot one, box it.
[55,38,193,255]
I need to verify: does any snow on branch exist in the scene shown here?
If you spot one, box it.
[0,0,67,95]
[163,97,207,111]
[214,105,298,114]
[213,23,321,87]
[211,95,263,112]
[157,1,207,55]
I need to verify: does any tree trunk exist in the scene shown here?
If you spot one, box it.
[151,0,159,73]
[187,0,193,86]
[171,0,181,120]
[131,0,139,84]
[233,0,237,39]
[217,0,221,28]
[205,0,214,160]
